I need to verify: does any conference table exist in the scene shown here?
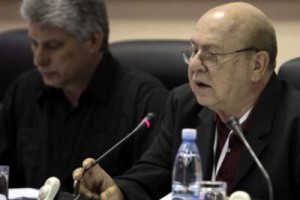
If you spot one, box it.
[7,188,171,200]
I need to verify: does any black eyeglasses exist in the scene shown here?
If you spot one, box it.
[182,47,260,67]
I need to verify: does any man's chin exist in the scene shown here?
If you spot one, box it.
[196,96,214,107]
[43,79,62,89]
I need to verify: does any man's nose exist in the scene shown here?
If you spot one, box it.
[33,47,51,67]
[188,53,207,72]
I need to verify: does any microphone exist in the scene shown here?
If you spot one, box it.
[226,117,273,200]
[91,112,155,168]
[72,112,156,199]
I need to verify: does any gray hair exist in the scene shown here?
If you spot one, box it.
[20,0,109,51]
[245,17,277,70]
[249,20,277,70]
[232,3,277,70]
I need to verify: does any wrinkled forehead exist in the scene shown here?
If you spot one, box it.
[191,10,245,51]
[28,21,76,42]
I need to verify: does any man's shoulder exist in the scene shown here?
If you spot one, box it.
[8,69,43,95]
[116,65,168,92]
[170,83,194,100]
[108,53,170,92]
[169,83,201,111]
[124,67,164,85]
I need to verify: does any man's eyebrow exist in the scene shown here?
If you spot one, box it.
[189,39,218,50]
[29,37,61,44]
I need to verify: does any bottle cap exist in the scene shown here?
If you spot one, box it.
[182,128,197,140]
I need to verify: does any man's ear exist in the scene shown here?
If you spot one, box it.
[89,28,103,53]
[251,51,269,82]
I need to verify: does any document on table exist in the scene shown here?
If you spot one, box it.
[9,188,39,200]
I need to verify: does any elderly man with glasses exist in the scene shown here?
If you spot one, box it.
[73,2,300,200]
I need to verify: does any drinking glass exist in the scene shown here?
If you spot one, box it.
[200,181,227,200]
[0,165,9,200]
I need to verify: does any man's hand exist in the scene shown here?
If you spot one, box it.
[73,158,124,200]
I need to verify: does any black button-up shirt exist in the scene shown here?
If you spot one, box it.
[0,51,169,192]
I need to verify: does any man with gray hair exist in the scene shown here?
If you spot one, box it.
[0,0,169,192]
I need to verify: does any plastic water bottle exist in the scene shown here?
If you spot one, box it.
[172,128,202,200]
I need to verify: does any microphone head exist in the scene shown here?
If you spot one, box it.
[143,112,156,128]
[226,117,239,130]
[146,112,156,122]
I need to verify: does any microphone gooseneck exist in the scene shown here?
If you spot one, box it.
[73,112,156,200]
[226,117,273,200]
[92,112,155,167]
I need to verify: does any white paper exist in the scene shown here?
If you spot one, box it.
[160,192,171,200]
[9,188,39,199]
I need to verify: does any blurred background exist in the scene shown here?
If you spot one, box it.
[0,0,299,72]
